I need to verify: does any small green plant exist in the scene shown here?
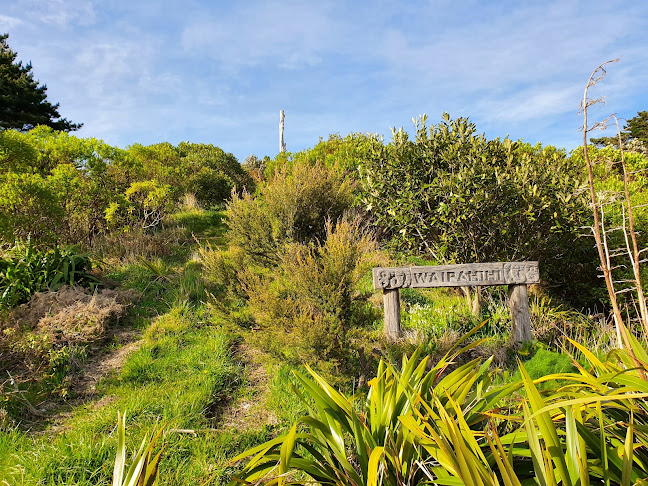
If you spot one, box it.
[112,411,163,486]
[511,347,576,390]
[0,238,99,307]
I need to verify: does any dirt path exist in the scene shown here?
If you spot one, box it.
[42,328,142,431]
[217,343,279,431]
[68,328,141,398]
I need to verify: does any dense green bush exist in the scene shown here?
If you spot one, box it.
[265,132,384,175]
[0,127,247,247]
[179,142,254,205]
[231,344,509,486]
[0,171,63,243]
[359,114,596,305]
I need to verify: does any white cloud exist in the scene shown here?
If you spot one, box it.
[474,85,578,123]
[19,0,96,26]
[0,14,22,30]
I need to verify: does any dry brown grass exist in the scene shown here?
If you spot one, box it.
[0,286,140,421]
[8,286,138,344]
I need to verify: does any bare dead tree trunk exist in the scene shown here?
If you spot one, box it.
[581,59,633,351]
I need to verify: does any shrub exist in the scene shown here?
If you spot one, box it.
[179,142,254,196]
[226,192,281,264]
[0,171,63,243]
[106,180,175,232]
[262,162,355,243]
[511,347,576,385]
[186,166,232,208]
[0,128,39,174]
[264,132,383,175]
[358,114,594,305]
[199,244,250,300]
[92,225,186,263]
[226,161,356,264]
[242,217,382,378]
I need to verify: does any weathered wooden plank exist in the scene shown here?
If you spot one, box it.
[373,261,539,290]
[509,284,532,342]
[383,288,401,340]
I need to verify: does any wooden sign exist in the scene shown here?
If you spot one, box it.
[373,261,539,342]
[373,262,539,290]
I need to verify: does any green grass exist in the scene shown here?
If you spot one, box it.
[0,209,275,485]
[0,304,263,485]
[267,364,307,426]
[401,288,475,338]
[172,209,227,242]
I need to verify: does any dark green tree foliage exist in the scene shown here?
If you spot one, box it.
[627,111,648,141]
[591,111,648,148]
[0,34,81,131]
[359,114,593,298]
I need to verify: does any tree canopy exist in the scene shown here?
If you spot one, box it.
[0,33,81,132]
[357,114,594,306]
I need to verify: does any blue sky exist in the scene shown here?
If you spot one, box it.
[2,0,647,163]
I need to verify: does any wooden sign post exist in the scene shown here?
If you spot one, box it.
[372,261,539,342]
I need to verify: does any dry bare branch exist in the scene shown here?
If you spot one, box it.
[614,113,648,332]
[581,58,634,354]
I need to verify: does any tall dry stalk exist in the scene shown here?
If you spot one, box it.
[580,59,635,352]
[613,114,648,335]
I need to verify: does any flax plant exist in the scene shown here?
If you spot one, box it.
[229,324,518,486]
[112,411,164,486]
[231,333,648,486]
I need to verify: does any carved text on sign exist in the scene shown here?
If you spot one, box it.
[372,262,540,290]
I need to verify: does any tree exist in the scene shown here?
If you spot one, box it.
[591,110,648,148]
[0,33,81,131]
[358,114,592,313]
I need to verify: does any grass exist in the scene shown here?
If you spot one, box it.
[1,307,254,484]
[0,209,275,485]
